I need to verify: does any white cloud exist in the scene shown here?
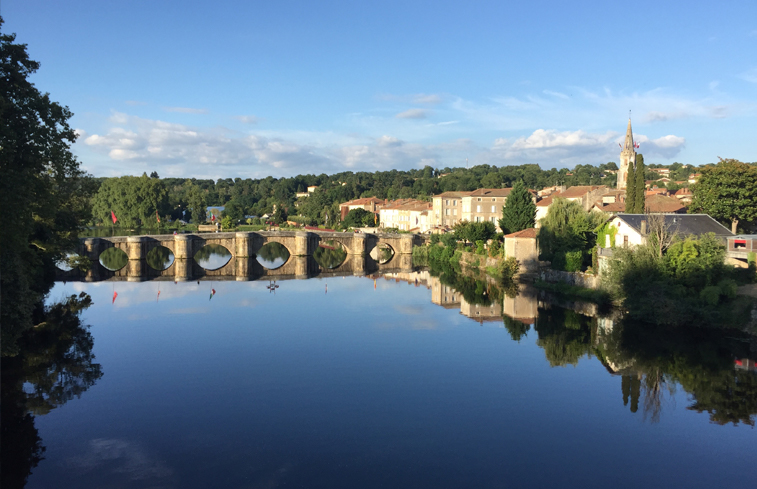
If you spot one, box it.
[162,106,208,114]
[543,90,569,99]
[378,92,443,105]
[412,93,442,104]
[740,68,757,84]
[395,108,429,119]
[481,128,685,166]
[236,115,259,124]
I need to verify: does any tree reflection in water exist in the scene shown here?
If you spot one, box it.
[430,264,757,426]
[98,247,128,271]
[194,244,232,270]
[313,241,347,269]
[146,246,174,271]
[1,293,102,487]
[256,242,290,269]
[369,243,394,264]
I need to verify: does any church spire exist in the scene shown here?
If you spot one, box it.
[623,118,634,152]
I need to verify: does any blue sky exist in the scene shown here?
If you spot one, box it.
[4,0,756,179]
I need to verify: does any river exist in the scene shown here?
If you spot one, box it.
[7,255,757,488]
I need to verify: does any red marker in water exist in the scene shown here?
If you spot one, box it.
[112,291,118,304]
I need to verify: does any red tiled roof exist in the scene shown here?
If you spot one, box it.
[560,186,606,198]
[536,194,559,207]
[469,188,513,197]
[645,194,686,213]
[340,197,384,207]
[595,202,626,213]
[505,228,537,238]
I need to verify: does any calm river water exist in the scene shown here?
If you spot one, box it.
[18,268,757,487]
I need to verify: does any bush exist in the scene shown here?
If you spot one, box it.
[430,234,441,245]
[488,240,501,257]
[475,240,486,255]
[700,286,721,306]
[441,233,457,248]
[565,250,583,272]
[498,256,520,280]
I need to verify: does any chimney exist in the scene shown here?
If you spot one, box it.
[641,220,647,235]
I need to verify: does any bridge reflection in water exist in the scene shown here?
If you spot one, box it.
[58,230,422,282]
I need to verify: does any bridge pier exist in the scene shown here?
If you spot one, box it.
[399,234,414,254]
[350,233,367,255]
[235,232,253,258]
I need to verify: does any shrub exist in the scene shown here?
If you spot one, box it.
[475,240,486,255]
[700,286,721,306]
[565,250,583,272]
[430,234,441,245]
[498,256,520,280]
[441,233,457,248]
[488,240,501,257]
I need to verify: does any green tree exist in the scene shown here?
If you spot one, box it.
[499,181,536,234]
[91,175,168,227]
[222,200,244,221]
[1,19,92,354]
[633,154,646,213]
[186,182,207,223]
[625,160,637,213]
[343,208,375,228]
[690,158,757,233]
[538,198,604,271]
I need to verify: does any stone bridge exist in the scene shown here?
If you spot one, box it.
[60,230,427,282]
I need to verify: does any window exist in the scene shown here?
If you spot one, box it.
[453,200,457,206]
[492,198,496,202]
[445,200,449,205]
[491,205,496,212]
[475,216,481,222]
[477,198,482,202]
[623,235,629,247]
[453,209,457,216]
[476,205,481,212]
[490,217,496,223]
[445,209,450,215]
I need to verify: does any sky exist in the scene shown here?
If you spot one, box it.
[4,0,756,179]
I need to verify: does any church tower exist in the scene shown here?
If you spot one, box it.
[617,118,636,190]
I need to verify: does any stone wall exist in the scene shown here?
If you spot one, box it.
[538,268,600,289]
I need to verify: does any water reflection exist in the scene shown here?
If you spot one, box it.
[313,240,347,269]
[146,246,174,271]
[387,267,757,426]
[98,247,128,271]
[1,293,102,486]
[194,244,232,270]
[370,243,394,264]
[256,242,290,269]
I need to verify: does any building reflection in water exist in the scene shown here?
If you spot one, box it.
[372,269,757,427]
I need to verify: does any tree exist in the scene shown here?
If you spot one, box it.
[625,159,637,213]
[690,158,757,233]
[453,220,496,242]
[186,182,207,223]
[222,200,244,222]
[91,175,168,227]
[633,154,646,213]
[1,18,92,354]
[499,181,536,234]
[537,198,605,270]
[343,208,375,228]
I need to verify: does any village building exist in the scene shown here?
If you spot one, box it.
[461,188,515,229]
[592,194,686,215]
[504,228,539,273]
[380,199,433,233]
[604,214,733,248]
[559,185,607,211]
[672,187,693,204]
[339,197,385,220]
[617,118,637,190]
[432,191,470,228]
